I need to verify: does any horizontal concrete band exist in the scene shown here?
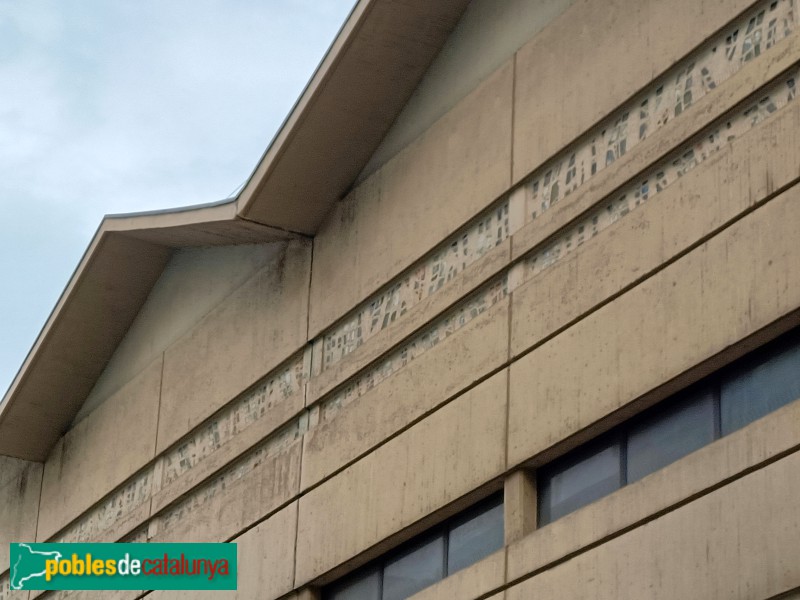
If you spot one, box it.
[21,132,792,596]
[7,2,800,600]
[293,170,800,584]
[398,398,800,600]
[29,0,797,549]
[15,7,800,594]
[311,0,800,358]
[503,448,800,600]
[311,22,800,403]
[22,59,800,579]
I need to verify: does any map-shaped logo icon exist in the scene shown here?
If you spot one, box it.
[10,544,63,590]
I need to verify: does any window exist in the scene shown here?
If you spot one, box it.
[446,499,504,574]
[626,388,716,483]
[538,327,800,526]
[720,337,800,435]
[325,495,503,600]
[382,536,444,600]
[538,439,622,524]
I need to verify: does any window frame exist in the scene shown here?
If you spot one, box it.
[323,493,504,600]
[537,326,800,527]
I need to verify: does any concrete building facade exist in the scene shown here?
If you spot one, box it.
[2,0,800,598]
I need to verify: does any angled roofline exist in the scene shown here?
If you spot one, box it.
[0,201,294,460]
[0,0,471,461]
[236,0,472,233]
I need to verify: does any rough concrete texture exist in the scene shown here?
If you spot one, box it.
[157,239,311,453]
[320,201,510,373]
[315,0,799,387]
[152,353,306,513]
[511,93,800,358]
[309,61,513,338]
[0,457,42,573]
[295,371,508,585]
[360,0,575,179]
[150,438,301,545]
[512,0,756,183]
[512,66,800,305]
[507,397,800,582]
[76,243,284,423]
[318,277,507,421]
[37,356,161,542]
[516,0,796,212]
[0,572,28,600]
[302,297,510,489]
[146,504,298,600]
[310,238,512,402]
[15,1,800,599]
[508,184,800,467]
[48,467,152,545]
[505,450,800,599]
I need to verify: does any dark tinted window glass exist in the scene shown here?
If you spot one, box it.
[446,498,504,574]
[327,567,381,600]
[538,439,621,525]
[626,389,716,483]
[383,535,444,600]
[721,341,800,435]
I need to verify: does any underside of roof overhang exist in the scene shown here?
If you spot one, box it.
[0,0,472,461]
[236,0,472,234]
[0,202,297,461]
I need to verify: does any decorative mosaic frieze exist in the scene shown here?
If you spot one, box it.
[522,67,798,278]
[49,469,153,544]
[320,276,509,422]
[156,421,302,537]
[322,201,510,370]
[160,353,307,487]
[318,61,799,425]
[40,352,309,549]
[21,0,799,568]
[524,0,795,222]
[320,0,796,378]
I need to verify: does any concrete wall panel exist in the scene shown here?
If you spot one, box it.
[77,244,283,422]
[360,0,575,179]
[512,0,754,183]
[231,503,297,600]
[295,371,508,585]
[37,356,162,542]
[0,457,42,573]
[309,61,513,338]
[302,298,510,489]
[508,184,800,467]
[511,99,800,358]
[146,505,296,600]
[505,450,800,599]
[157,240,311,453]
[506,395,800,582]
[150,439,301,545]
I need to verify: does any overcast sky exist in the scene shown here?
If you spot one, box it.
[0,0,354,396]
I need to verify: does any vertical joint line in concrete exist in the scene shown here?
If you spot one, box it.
[148,351,167,528]
[291,493,301,591]
[295,240,311,597]
[152,351,166,457]
[32,459,46,544]
[505,275,513,473]
[510,51,517,187]
[305,238,315,347]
